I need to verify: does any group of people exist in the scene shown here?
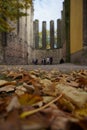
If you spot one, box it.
[32,57,65,65]
[41,57,53,65]
[32,57,53,65]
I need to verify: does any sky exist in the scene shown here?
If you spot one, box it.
[34,0,64,31]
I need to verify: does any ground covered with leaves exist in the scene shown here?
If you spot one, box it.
[0,68,87,130]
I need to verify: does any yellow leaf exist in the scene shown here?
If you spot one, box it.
[18,93,43,105]
[74,104,87,119]
[20,94,62,118]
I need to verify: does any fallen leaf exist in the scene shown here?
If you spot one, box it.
[0,110,21,130]
[18,93,43,106]
[0,80,9,87]
[16,85,27,92]
[58,97,75,112]
[77,77,87,88]
[40,78,52,87]
[23,82,35,93]
[55,83,87,108]
[0,85,16,92]
[21,112,50,130]
[6,96,21,112]
[20,94,62,118]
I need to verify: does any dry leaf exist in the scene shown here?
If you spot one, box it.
[43,96,54,103]
[16,85,27,92]
[58,97,75,112]
[18,93,43,106]
[73,102,87,120]
[7,71,23,79]
[41,104,71,130]
[23,82,35,90]
[0,80,9,87]
[0,110,21,130]
[6,96,21,112]
[0,68,87,130]
[77,77,87,88]
[0,85,16,92]
[55,83,87,108]
[15,89,25,96]
[21,112,50,130]
[40,78,52,87]
[15,85,27,95]
[20,94,62,118]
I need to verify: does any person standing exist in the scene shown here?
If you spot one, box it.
[50,57,53,64]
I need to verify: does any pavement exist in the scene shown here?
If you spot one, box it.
[0,63,87,72]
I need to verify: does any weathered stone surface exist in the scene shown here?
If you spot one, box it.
[57,19,62,48]
[4,33,28,65]
[42,21,46,49]
[33,20,39,49]
[0,6,34,65]
[33,48,62,64]
[50,20,55,49]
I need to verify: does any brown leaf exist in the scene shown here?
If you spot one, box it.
[65,120,84,130]
[0,80,16,88]
[6,96,21,112]
[15,85,27,95]
[58,97,75,112]
[19,74,31,83]
[40,79,56,96]
[0,68,87,130]
[7,71,23,79]
[41,104,72,130]
[0,80,9,87]
[0,98,6,113]
[0,110,21,130]
[0,85,16,92]
[21,112,50,130]
[77,77,87,88]
[79,118,87,130]
[55,83,87,108]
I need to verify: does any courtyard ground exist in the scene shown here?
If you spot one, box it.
[0,63,87,72]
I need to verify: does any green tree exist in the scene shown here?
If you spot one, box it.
[0,0,32,32]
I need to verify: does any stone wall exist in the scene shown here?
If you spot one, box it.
[71,47,87,65]
[71,50,82,64]
[0,31,28,65]
[33,19,64,65]
[33,48,63,64]
[4,33,28,65]
[0,33,4,64]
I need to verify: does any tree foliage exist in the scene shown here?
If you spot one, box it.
[0,0,32,32]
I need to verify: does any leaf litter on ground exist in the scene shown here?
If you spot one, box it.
[0,68,87,129]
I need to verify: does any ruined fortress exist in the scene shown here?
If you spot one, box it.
[0,0,87,65]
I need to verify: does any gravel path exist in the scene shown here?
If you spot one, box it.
[0,63,87,72]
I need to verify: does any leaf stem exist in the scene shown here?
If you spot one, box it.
[20,94,63,118]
